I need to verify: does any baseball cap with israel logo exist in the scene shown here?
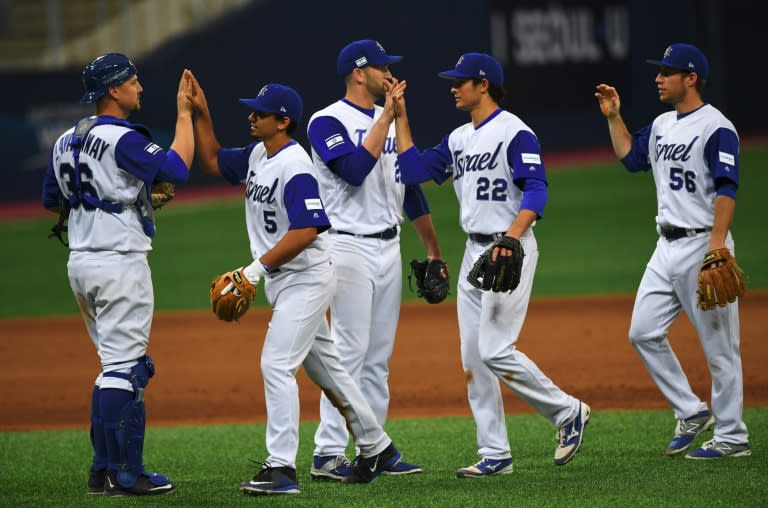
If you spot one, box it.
[646,43,709,79]
[239,83,303,125]
[438,52,504,87]
[336,39,403,76]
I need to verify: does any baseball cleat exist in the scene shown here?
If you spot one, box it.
[240,466,300,495]
[103,471,176,496]
[87,468,106,495]
[382,458,422,475]
[554,401,591,465]
[665,409,715,456]
[455,457,514,478]
[311,455,354,480]
[685,439,751,460]
[341,442,402,484]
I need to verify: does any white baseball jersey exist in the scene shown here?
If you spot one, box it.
[624,103,739,228]
[46,119,172,252]
[217,140,330,272]
[307,99,404,234]
[446,110,539,234]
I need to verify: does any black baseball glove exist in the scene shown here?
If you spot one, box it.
[467,235,524,293]
[408,258,450,304]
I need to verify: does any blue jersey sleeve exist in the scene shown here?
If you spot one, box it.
[507,131,547,184]
[621,124,652,172]
[704,127,740,197]
[396,135,453,185]
[283,173,331,232]
[217,142,259,185]
[42,149,62,209]
[114,130,173,183]
[402,184,430,220]
[308,116,377,185]
[156,149,189,183]
[308,116,357,164]
[518,178,548,218]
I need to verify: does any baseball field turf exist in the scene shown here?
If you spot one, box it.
[1,144,766,506]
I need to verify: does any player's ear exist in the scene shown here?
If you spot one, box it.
[277,116,291,132]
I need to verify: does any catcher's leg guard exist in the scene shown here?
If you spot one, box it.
[101,356,163,489]
[90,385,108,471]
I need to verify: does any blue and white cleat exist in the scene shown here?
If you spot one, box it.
[666,409,715,456]
[310,455,354,481]
[456,457,514,478]
[554,401,591,465]
[685,439,751,460]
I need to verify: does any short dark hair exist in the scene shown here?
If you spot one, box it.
[472,78,505,105]
[694,75,707,96]
[285,118,298,135]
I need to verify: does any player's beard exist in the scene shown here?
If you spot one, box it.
[366,80,386,101]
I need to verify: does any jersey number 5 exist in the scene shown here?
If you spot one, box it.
[263,210,277,233]
[476,177,508,201]
[669,167,696,193]
[60,162,98,209]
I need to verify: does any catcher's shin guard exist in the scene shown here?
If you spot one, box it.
[101,357,157,489]
[90,385,108,471]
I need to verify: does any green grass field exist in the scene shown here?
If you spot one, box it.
[2,408,766,507]
[1,144,766,317]
[2,145,766,506]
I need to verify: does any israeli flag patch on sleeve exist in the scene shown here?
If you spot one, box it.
[144,142,162,155]
[304,198,323,210]
[325,134,344,150]
[718,151,735,166]
[521,153,541,165]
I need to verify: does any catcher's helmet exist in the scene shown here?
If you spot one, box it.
[80,53,137,104]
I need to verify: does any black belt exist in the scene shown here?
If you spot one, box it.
[336,226,398,240]
[469,232,505,244]
[660,226,712,240]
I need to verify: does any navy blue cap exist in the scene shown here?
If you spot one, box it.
[239,83,303,125]
[646,43,709,79]
[336,39,402,76]
[80,53,137,104]
[438,53,504,87]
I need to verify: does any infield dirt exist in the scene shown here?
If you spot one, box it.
[2,293,766,430]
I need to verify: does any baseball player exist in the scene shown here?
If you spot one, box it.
[391,52,590,476]
[595,43,750,459]
[41,54,194,496]
[186,75,411,494]
[307,39,442,479]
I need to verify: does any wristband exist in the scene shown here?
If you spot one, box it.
[242,261,267,285]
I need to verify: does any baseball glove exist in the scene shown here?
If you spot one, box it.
[467,235,524,293]
[210,268,257,322]
[151,182,175,210]
[696,248,746,310]
[408,258,450,304]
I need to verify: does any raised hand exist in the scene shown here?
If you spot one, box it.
[177,69,193,116]
[185,70,210,115]
[594,84,621,119]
